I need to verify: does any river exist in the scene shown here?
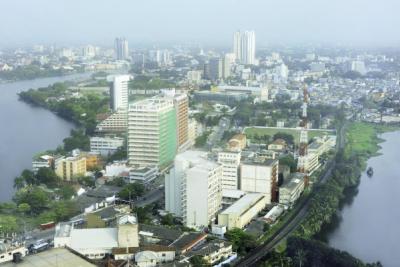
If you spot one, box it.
[0,73,92,202]
[325,131,400,267]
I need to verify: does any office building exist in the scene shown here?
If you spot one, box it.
[173,94,189,150]
[223,53,236,79]
[165,151,222,229]
[240,159,279,203]
[114,37,129,60]
[233,31,242,62]
[90,136,124,156]
[218,193,267,230]
[233,31,256,65]
[208,57,223,81]
[218,151,241,190]
[128,97,177,168]
[108,74,131,112]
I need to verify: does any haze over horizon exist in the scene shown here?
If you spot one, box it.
[1,0,400,47]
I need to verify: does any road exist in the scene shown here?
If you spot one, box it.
[236,124,346,266]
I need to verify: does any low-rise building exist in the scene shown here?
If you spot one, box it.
[279,173,305,207]
[55,156,87,181]
[96,111,127,133]
[128,166,158,184]
[218,193,267,230]
[54,214,138,260]
[267,138,287,152]
[90,136,124,156]
[189,240,233,265]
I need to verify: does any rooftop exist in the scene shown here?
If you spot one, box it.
[70,228,118,250]
[220,193,265,215]
[281,173,305,191]
[2,248,95,267]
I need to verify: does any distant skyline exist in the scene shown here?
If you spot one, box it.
[1,0,400,48]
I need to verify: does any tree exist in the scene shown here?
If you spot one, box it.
[78,176,95,187]
[190,255,210,267]
[118,183,145,200]
[13,186,50,214]
[279,155,297,172]
[0,215,18,234]
[36,167,59,187]
[17,203,31,214]
[161,214,174,226]
[225,228,257,255]
[58,185,76,200]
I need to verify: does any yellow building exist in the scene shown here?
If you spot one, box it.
[218,193,267,230]
[55,156,87,181]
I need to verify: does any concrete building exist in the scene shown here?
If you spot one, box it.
[55,156,87,181]
[90,136,124,156]
[114,37,129,60]
[208,57,223,81]
[189,240,233,265]
[0,240,28,265]
[128,97,177,168]
[233,30,256,65]
[173,94,189,151]
[96,111,127,133]
[218,193,267,230]
[223,53,236,79]
[128,166,158,184]
[218,151,241,190]
[240,159,279,203]
[54,215,138,260]
[32,154,55,173]
[216,85,268,102]
[187,70,202,84]
[279,173,305,207]
[165,150,222,229]
[108,74,131,112]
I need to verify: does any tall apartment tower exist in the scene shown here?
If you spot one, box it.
[208,57,223,81]
[173,94,189,150]
[233,31,242,62]
[114,37,129,60]
[165,150,222,229]
[127,97,177,168]
[109,74,131,111]
[223,53,236,79]
[233,31,256,65]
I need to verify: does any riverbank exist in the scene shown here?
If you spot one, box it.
[284,122,398,266]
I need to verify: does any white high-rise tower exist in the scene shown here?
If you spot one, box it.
[108,75,132,111]
[233,31,256,65]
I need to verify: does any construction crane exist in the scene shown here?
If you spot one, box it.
[297,85,310,186]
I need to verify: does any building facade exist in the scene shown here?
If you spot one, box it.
[218,151,241,190]
[128,97,177,168]
[240,159,279,203]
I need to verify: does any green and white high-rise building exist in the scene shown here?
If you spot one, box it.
[128,97,177,169]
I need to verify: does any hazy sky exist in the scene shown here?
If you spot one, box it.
[1,0,400,47]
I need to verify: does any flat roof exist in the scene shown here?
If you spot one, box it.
[222,189,246,199]
[281,173,305,191]
[70,228,118,249]
[2,248,95,267]
[220,193,265,215]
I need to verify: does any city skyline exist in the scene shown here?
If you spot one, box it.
[1,0,400,47]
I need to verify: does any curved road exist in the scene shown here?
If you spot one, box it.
[236,124,346,266]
